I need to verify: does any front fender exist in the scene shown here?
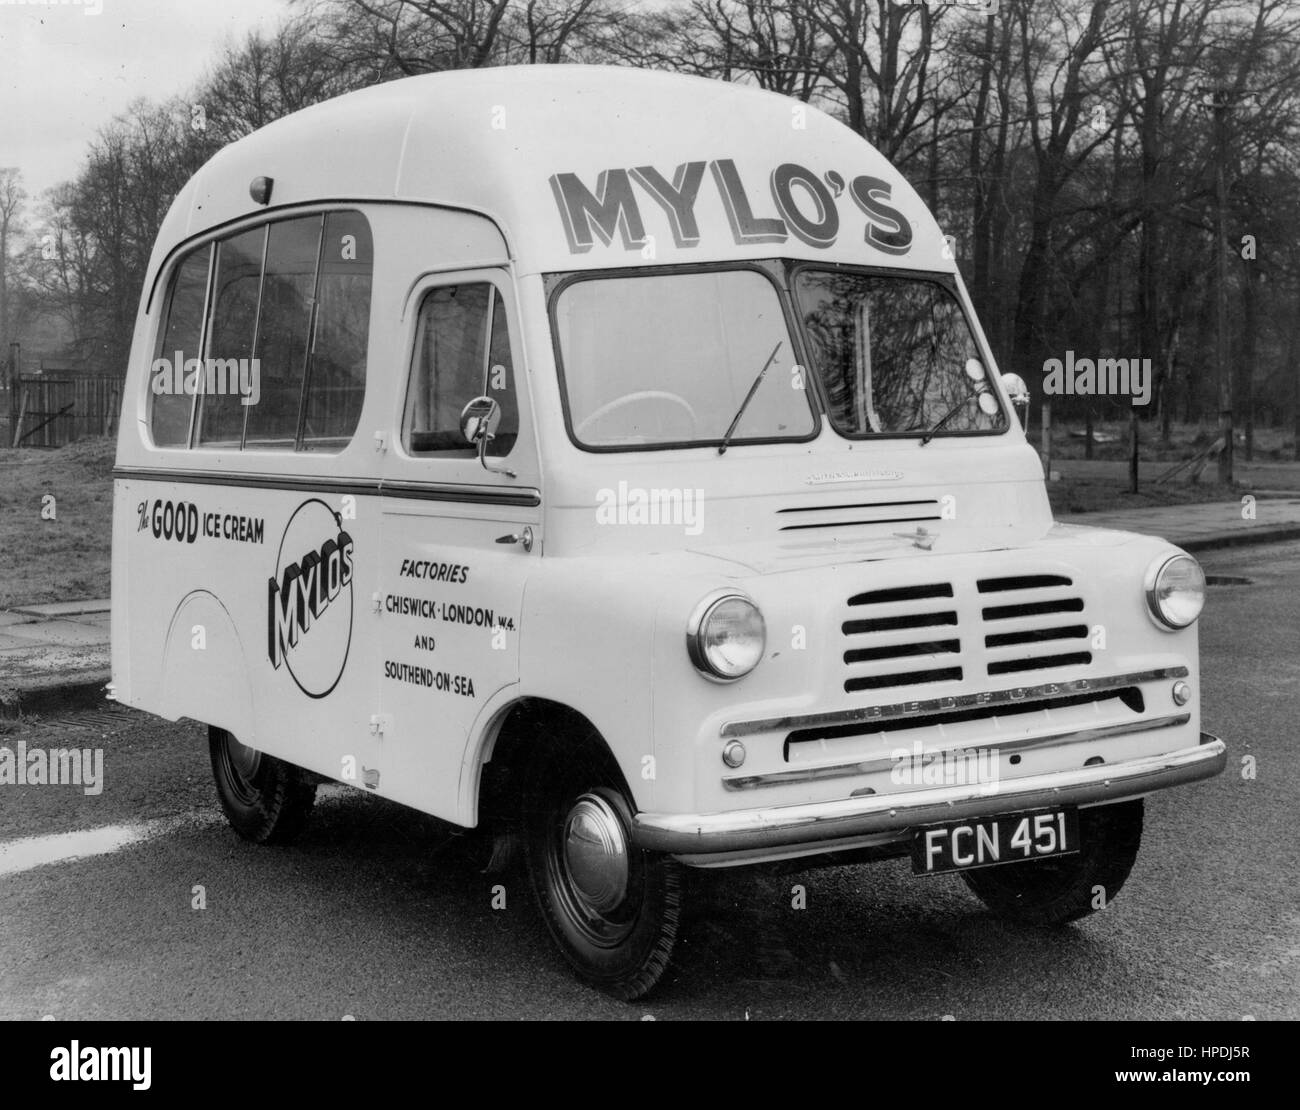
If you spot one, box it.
[515,555,728,811]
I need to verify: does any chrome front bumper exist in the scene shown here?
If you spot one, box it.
[632,732,1226,856]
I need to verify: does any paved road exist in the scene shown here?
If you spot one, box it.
[1,543,1296,1020]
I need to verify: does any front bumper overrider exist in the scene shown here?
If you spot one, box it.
[631,732,1226,856]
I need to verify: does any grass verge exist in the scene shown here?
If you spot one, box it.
[0,437,115,610]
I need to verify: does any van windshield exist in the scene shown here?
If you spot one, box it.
[793,269,1006,438]
[553,269,816,449]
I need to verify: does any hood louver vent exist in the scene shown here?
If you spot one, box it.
[778,499,940,533]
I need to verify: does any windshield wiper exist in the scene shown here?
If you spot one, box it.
[718,341,783,455]
[918,392,977,446]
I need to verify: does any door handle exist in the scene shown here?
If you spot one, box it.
[495,526,534,553]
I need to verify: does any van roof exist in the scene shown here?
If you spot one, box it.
[156,65,951,279]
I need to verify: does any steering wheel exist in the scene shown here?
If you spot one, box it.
[575,390,699,440]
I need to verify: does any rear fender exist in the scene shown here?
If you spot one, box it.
[160,590,256,744]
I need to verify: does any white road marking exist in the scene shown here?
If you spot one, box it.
[0,783,367,879]
[0,779,374,878]
[0,813,221,879]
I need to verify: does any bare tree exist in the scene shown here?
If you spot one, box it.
[1010,0,1122,378]
[196,15,357,144]
[617,1,831,99]
[304,0,622,77]
[808,0,949,164]
[0,168,25,359]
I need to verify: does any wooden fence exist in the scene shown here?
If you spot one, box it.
[7,372,121,448]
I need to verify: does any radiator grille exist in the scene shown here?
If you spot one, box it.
[978,574,1092,677]
[839,573,1091,693]
[841,583,962,693]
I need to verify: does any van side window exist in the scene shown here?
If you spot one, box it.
[244,216,324,450]
[150,245,211,447]
[152,209,373,454]
[199,226,265,447]
[403,283,518,458]
[302,211,372,451]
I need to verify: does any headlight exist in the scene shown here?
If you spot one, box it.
[687,592,765,680]
[1145,553,1205,629]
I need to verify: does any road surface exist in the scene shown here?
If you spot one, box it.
[1,542,1296,1020]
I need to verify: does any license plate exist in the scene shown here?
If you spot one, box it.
[911,808,1079,875]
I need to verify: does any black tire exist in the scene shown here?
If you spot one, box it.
[209,726,317,845]
[524,738,683,1001]
[962,800,1143,927]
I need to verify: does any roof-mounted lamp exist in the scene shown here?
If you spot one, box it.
[249,176,274,206]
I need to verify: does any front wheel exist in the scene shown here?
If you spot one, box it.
[525,759,682,1001]
[209,726,317,845]
[962,800,1144,927]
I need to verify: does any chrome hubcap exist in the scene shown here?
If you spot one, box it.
[562,793,629,916]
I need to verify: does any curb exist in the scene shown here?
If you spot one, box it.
[0,671,111,720]
[1167,524,1300,554]
[1055,519,1300,553]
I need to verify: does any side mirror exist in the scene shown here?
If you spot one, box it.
[1000,373,1031,430]
[459,395,515,479]
[460,395,500,446]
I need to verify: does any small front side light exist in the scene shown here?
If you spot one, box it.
[722,740,747,768]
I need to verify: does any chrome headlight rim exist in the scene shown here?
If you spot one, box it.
[1144,552,1206,630]
[686,590,766,682]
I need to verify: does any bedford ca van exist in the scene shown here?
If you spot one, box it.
[112,66,1226,1000]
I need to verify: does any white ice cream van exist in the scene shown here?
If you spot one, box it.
[113,66,1225,999]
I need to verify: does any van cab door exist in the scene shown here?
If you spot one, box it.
[376,269,540,820]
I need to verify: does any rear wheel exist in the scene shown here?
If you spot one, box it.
[209,726,317,845]
[962,800,1144,927]
[524,742,682,1001]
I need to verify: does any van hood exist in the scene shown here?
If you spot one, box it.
[543,437,1073,567]
[672,520,1146,578]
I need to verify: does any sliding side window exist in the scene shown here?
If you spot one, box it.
[302,211,372,451]
[149,210,373,453]
[244,216,323,450]
[199,227,264,447]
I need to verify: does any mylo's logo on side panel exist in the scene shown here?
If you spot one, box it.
[268,499,355,698]
[549,160,914,257]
